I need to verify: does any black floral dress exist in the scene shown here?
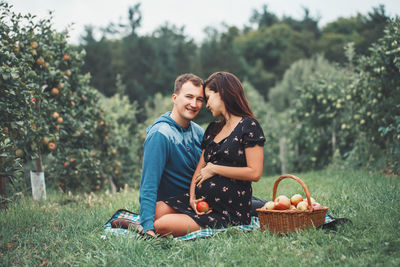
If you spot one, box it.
[164,117,265,228]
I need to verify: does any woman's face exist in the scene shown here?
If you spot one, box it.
[205,87,225,117]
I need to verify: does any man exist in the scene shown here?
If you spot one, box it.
[112,73,265,236]
[139,73,205,236]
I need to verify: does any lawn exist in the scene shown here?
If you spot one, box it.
[1,168,399,266]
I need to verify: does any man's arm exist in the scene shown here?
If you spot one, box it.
[139,132,168,233]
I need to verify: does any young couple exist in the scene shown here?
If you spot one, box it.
[112,72,266,237]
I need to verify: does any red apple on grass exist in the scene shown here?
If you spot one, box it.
[274,195,291,210]
[290,194,303,206]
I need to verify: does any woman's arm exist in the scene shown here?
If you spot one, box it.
[196,145,264,184]
[189,150,208,213]
[190,150,206,200]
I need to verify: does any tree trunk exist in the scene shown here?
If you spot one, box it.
[332,129,337,156]
[110,178,117,194]
[35,153,43,173]
[0,176,6,209]
[279,137,288,174]
[34,99,43,173]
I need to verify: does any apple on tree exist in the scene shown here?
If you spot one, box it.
[43,137,49,145]
[31,41,38,49]
[36,58,44,65]
[51,88,59,96]
[15,149,24,157]
[52,112,59,119]
[48,142,56,151]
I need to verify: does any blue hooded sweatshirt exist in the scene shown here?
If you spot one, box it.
[139,112,204,232]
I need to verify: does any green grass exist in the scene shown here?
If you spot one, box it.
[1,168,400,266]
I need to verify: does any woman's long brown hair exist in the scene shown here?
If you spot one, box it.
[203,71,255,134]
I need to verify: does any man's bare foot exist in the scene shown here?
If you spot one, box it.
[111,218,144,234]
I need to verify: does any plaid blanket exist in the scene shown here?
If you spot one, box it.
[102,209,336,241]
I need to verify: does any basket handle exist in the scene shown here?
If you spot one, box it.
[272,174,313,211]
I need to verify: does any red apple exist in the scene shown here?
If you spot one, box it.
[36,58,44,65]
[52,112,59,119]
[51,88,59,96]
[290,194,303,206]
[196,201,209,213]
[290,205,296,210]
[48,142,56,151]
[43,137,49,145]
[274,195,291,210]
[297,201,308,211]
[263,201,275,210]
[312,203,321,209]
[15,149,24,157]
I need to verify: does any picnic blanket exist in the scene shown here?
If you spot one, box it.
[102,209,343,241]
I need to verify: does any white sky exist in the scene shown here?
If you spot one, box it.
[8,0,400,44]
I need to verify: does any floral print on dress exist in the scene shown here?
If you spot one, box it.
[164,117,265,228]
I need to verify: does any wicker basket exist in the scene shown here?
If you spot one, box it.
[256,174,328,234]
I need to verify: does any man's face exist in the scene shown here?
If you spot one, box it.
[172,81,204,122]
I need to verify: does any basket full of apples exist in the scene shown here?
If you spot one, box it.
[256,174,328,234]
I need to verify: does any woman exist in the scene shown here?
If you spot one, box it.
[153,72,265,237]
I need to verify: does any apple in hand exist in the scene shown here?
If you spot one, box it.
[274,195,291,210]
[196,201,209,213]
[263,201,275,210]
[290,194,303,206]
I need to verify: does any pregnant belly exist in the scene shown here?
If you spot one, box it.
[194,175,250,204]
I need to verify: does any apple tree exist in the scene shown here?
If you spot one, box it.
[288,56,354,171]
[0,3,122,193]
[349,17,400,174]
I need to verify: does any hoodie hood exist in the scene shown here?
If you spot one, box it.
[146,112,188,134]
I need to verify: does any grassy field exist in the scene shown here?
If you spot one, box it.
[1,168,399,266]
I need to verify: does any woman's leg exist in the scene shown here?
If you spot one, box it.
[154,213,201,237]
[154,201,178,220]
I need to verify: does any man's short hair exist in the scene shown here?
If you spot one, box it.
[174,73,203,94]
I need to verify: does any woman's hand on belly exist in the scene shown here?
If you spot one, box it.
[196,162,216,186]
